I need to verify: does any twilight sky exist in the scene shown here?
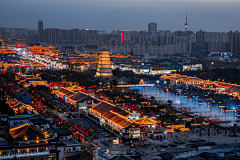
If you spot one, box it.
[0,0,239,32]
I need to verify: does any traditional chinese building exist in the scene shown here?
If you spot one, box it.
[95,47,113,77]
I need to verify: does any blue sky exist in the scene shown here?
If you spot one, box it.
[0,0,239,32]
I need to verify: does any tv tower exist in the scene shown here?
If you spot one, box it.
[184,13,188,32]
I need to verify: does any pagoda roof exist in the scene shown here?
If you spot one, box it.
[132,117,157,126]
[9,122,50,141]
[66,85,84,92]
[101,46,108,52]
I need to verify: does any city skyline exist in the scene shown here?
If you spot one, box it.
[1,0,240,32]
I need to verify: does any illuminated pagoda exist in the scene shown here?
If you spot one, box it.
[96,47,113,77]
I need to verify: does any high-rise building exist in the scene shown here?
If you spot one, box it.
[38,20,43,42]
[70,29,80,44]
[27,29,38,42]
[185,31,193,36]
[140,31,148,36]
[148,23,157,38]
[80,29,98,44]
[96,47,112,77]
[231,31,240,54]
[165,30,172,36]
[196,30,206,42]
[120,30,131,45]
[59,29,70,44]
[44,28,59,44]
[174,31,184,37]
[158,30,165,36]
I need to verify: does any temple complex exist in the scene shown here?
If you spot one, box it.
[95,47,113,77]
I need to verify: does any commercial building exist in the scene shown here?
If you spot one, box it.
[120,30,131,45]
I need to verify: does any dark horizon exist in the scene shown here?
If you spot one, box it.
[1,0,240,32]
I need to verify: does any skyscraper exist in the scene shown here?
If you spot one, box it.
[38,20,43,42]
[148,23,157,38]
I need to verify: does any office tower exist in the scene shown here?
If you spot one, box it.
[196,30,206,42]
[44,28,60,44]
[38,20,43,42]
[120,30,131,45]
[148,23,157,38]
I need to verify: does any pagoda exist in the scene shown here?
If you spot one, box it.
[96,47,113,77]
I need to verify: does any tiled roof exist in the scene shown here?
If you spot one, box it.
[51,127,72,136]
[217,82,233,89]
[227,85,240,93]
[67,85,84,92]
[57,88,75,96]
[9,123,50,140]
[90,101,116,115]
[102,111,133,129]
[31,117,49,125]
[68,92,94,102]
[112,107,129,116]
[9,99,19,106]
